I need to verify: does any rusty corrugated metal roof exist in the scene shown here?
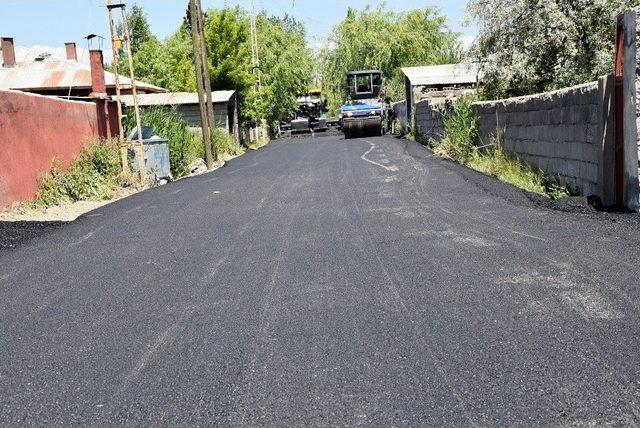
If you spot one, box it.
[120,91,236,107]
[0,56,166,93]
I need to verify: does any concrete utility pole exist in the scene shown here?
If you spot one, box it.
[189,0,215,169]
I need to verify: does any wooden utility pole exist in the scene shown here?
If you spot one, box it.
[106,1,129,173]
[189,0,215,169]
[105,1,146,181]
[194,0,218,162]
[119,4,147,181]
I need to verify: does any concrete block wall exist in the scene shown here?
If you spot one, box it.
[473,82,602,196]
[413,98,450,142]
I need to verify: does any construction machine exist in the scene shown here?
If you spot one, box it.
[340,70,385,139]
[282,89,328,135]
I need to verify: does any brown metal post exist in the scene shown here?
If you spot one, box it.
[106,0,129,173]
[120,5,147,181]
[195,0,218,162]
[190,0,214,169]
[614,16,625,206]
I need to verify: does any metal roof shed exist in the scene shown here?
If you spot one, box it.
[120,91,239,143]
[401,63,483,122]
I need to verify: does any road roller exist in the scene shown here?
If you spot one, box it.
[341,70,385,139]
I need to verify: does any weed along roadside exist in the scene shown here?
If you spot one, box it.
[410,97,573,201]
[1,109,267,223]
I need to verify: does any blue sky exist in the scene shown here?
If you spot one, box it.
[1,0,475,49]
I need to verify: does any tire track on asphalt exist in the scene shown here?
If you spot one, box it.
[344,137,480,427]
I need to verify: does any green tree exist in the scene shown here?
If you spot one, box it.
[320,5,461,113]
[116,5,313,132]
[249,14,313,128]
[466,0,637,99]
[118,4,155,55]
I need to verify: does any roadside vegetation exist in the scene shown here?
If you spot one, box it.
[119,5,313,132]
[33,141,140,209]
[429,99,570,200]
[125,107,243,178]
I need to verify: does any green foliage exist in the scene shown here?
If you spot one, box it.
[124,4,155,54]
[435,99,479,163]
[126,107,201,178]
[429,99,570,198]
[122,5,312,130]
[211,127,243,157]
[203,7,253,98]
[251,15,313,127]
[467,0,637,99]
[467,144,547,196]
[35,142,125,208]
[320,5,462,113]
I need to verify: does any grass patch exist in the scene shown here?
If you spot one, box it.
[34,140,138,208]
[430,98,571,200]
[211,126,244,157]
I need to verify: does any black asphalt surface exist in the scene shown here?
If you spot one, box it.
[1,134,640,426]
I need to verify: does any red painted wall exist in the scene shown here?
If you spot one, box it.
[0,90,107,208]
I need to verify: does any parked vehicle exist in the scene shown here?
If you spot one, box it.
[340,70,385,139]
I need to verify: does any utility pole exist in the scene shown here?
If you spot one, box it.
[106,1,146,181]
[249,0,261,90]
[189,0,215,168]
[106,1,129,173]
[194,0,217,162]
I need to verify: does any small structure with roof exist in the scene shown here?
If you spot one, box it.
[121,91,239,143]
[401,63,483,121]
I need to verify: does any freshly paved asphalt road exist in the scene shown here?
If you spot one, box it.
[2,134,640,426]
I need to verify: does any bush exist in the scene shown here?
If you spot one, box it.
[211,127,243,157]
[35,141,124,208]
[435,98,479,163]
[429,99,570,199]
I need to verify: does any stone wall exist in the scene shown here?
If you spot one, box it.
[473,82,602,196]
[622,7,640,210]
[413,98,450,142]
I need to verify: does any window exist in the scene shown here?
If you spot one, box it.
[355,74,372,94]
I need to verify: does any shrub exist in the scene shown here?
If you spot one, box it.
[436,98,479,163]
[211,127,243,157]
[429,100,571,200]
[35,140,124,208]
